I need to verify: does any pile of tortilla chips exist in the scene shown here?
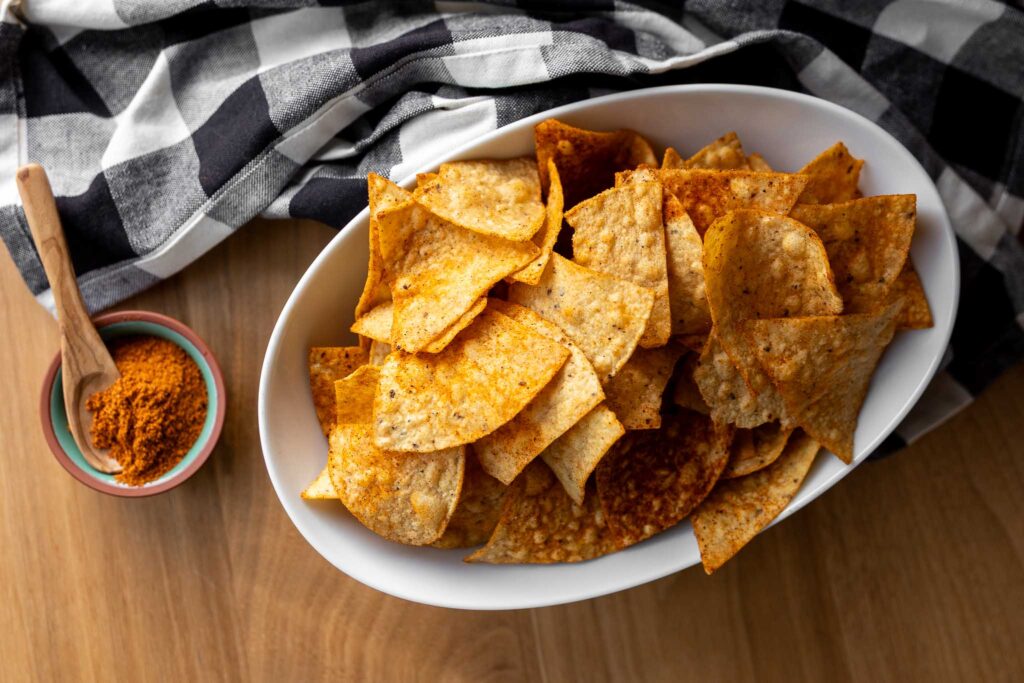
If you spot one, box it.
[302,120,932,573]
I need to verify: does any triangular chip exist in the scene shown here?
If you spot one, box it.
[374,308,570,452]
[603,345,684,430]
[300,466,337,500]
[541,403,625,505]
[535,118,657,208]
[334,365,380,425]
[356,174,411,319]
[796,142,864,204]
[693,333,773,427]
[596,410,733,548]
[746,153,773,172]
[791,195,916,314]
[890,262,933,329]
[661,169,809,236]
[691,430,820,573]
[683,132,749,170]
[722,422,794,479]
[508,253,654,383]
[432,449,507,549]
[474,301,604,484]
[662,146,684,170]
[465,461,618,563]
[350,301,393,343]
[566,179,671,347]
[663,195,711,336]
[413,158,545,241]
[368,340,390,366]
[308,346,368,436]
[511,159,564,285]
[376,199,537,352]
[748,304,901,463]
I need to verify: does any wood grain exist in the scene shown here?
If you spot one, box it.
[1,218,1022,682]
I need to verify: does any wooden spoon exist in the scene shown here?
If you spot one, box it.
[17,164,123,473]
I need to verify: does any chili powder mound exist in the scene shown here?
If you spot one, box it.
[85,336,208,486]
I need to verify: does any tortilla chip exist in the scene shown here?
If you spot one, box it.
[566,179,671,347]
[535,118,658,208]
[661,170,809,236]
[511,159,565,285]
[414,158,545,241]
[350,301,393,343]
[596,410,732,547]
[301,466,337,500]
[356,174,411,319]
[676,334,709,354]
[692,430,820,573]
[376,199,537,352]
[432,449,507,549]
[309,346,368,436]
[722,422,794,479]
[672,353,710,415]
[508,253,655,383]
[542,403,625,505]
[684,132,749,170]
[663,194,711,335]
[748,303,901,463]
[790,195,916,314]
[368,340,390,366]
[416,172,438,188]
[747,153,773,172]
[374,308,570,452]
[693,334,773,426]
[474,301,604,483]
[796,142,864,204]
[328,423,465,545]
[465,460,618,563]
[423,298,488,353]
[891,262,933,329]
[603,345,684,430]
[662,147,685,170]
[333,365,380,425]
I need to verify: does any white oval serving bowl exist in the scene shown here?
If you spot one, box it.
[259,84,958,610]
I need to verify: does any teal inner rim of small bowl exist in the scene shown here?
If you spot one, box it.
[49,321,218,487]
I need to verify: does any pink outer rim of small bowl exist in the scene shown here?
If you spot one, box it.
[39,310,227,498]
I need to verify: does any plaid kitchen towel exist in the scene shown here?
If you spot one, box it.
[1,0,1022,455]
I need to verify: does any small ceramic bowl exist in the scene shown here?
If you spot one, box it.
[40,310,226,497]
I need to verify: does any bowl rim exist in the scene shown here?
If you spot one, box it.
[40,310,226,498]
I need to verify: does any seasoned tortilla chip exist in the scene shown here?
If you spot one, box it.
[466,460,618,563]
[368,340,391,366]
[535,118,657,208]
[474,301,603,484]
[334,365,380,425]
[566,179,671,347]
[693,334,773,427]
[676,333,709,354]
[603,345,684,430]
[662,146,685,170]
[423,298,487,353]
[796,142,864,204]
[416,172,438,188]
[509,253,655,383]
[692,430,820,573]
[376,199,537,352]
[722,422,794,479]
[684,132,749,170]
[748,303,901,463]
[663,194,711,335]
[661,170,809,236]
[791,195,916,314]
[375,308,570,452]
[414,158,545,241]
[891,262,933,329]
[309,346,368,436]
[432,449,506,549]
[350,301,393,343]
[672,353,710,415]
[511,159,564,285]
[596,410,732,547]
[301,466,337,500]
[356,174,411,319]
[328,423,465,545]
[747,153,773,172]
[542,403,625,505]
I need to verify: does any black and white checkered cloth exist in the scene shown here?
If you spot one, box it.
[2,1,1022,455]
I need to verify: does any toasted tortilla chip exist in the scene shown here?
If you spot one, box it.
[791,195,916,314]
[301,466,337,500]
[375,308,570,452]
[693,334,773,427]
[423,298,487,353]
[414,158,545,241]
[692,430,820,573]
[662,146,685,170]
[474,301,604,484]
[596,410,732,547]
[368,340,390,366]
[356,174,412,319]
[722,422,794,479]
[509,253,655,383]
[672,353,710,415]
[566,180,671,347]
[376,199,537,352]
[350,301,393,343]
[416,172,438,188]
[661,170,809,236]
[432,450,507,549]
[796,142,864,204]
[542,403,625,505]
[309,346,368,436]
[535,118,657,208]
[663,194,711,336]
[747,153,773,172]
[684,132,749,170]
[511,159,565,285]
[334,365,380,425]
[891,262,933,329]
[603,345,684,430]
[676,334,709,354]
[466,460,618,563]
[328,423,465,545]
[748,303,901,463]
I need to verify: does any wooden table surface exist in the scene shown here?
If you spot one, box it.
[2,217,1022,682]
